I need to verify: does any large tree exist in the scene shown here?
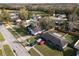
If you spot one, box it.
[39,17,55,30]
[19,7,29,20]
[0,9,10,23]
[61,21,69,31]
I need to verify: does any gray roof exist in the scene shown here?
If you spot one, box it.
[40,33,68,48]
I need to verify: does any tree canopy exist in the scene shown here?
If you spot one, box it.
[19,7,29,20]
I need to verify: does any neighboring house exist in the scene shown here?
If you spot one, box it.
[69,20,79,31]
[27,24,42,35]
[75,40,79,56]
[49,14,67,29]
[74,40,79,49]
[26,17,42,35]
[50,14,67,23]
[16,19,22,24]
[32,14,42,21]
[9,12,19,20]
[24,20,31,27]
[40,33,68,50]
[76,50,79,56]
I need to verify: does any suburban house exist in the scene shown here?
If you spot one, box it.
[15,18,22,25]
[27,24,42,35]
[74,40,79,56]
[9,11,19,20]
[50,14,67,25]
[74,40,79,49]
[40,32,68,50]
[26,15,42,35]
[52,14,67,22]
[24,20,31,27]
[76,50,79,56]
[69,20,79,31]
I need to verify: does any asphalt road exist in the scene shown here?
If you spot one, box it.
[0,25,30,56]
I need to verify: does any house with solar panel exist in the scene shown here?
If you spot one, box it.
[40,33,68,51]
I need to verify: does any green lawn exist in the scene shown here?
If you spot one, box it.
[28,36,63,56]
[3,45,14,56]
[29,48,40,56]
[13,27,28,36]
[65,35,73,43]
[0,33,5,41]
[63,47,76,56]
[65,34,79,44]
[28,35,76,56]
[27,36,37,43]
[35,44,63,56]
[8,28,20,38]
[22,36,37,47]
[0,49,3,56]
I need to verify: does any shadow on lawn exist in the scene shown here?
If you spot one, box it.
[71,36,79,45]
[45,41,61,51]
[63,48,77,56]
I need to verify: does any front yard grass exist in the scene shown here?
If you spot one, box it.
[13,27,28,36]
[27,36,37,43]
[0,32,5,41]
[3,45,14,56]
[29,48,40,56]
[8,28,20,38]
[35,44,63,56]
[0,49,3,56]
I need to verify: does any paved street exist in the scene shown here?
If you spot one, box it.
[0,25,30,56]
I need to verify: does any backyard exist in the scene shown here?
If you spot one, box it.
[65,34,79,44]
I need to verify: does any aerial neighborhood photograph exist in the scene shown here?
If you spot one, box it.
[0,3,79,56]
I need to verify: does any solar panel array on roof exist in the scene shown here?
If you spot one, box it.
[40,33,68,48]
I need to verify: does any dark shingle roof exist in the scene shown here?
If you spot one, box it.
[40,33,68,48]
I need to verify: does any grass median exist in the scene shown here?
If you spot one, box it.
[0,32,5,42]
[0,49,3,56]
[3,45,15,56]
